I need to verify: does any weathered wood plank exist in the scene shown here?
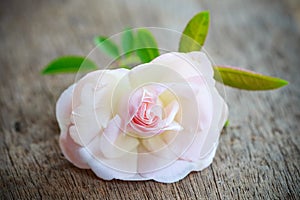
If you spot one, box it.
[0,0,299,199]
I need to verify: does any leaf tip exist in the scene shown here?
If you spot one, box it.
[41,62,53,75]
[277,78,289,88]
[41,69,47,75]
[202,10,210,16]
[93,36,101,45]
[224,120,229,128]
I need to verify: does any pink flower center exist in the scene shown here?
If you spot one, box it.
[128,89,163,136]
[132,96,160,128]
[127,86,181,138]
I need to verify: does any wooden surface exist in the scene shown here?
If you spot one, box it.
[1,0,300,199]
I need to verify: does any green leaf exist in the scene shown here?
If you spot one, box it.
[119,55,140,68]
[121,28,134,57]
[135,29,160,63]
[213,65,288,90]
[94,36,120,58]
[224,120,229,128]
[179,11,210,52]
[41,56,98,74]
[120,65,131,70]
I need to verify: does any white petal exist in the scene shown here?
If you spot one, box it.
[79,115,139,174]
[198,88,228,159]
[59,127,89,169]
[79,147,138,180]
[56,84,90,168]
[138,140,179,174]
[163,100,179,125]
[100,116,139,158]
[141,160,196,183]
[70,106,101,146]
[56,84,75,133]
[151,52,214,83]
[70,69,129,145]
[195,141,218,171]
[137,152,177,174]
[162,121,182,132]
[187,51,214,81]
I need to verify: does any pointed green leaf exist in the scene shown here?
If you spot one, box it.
[135,29,160,63]
[41,56,98,74]
[179,11,210,52]
[224,120,229,128]
[121,28,134,57]
[213,65,288,90]
[94,36,120,58]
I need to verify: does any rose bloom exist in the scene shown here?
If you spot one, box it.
[57,52,228,183]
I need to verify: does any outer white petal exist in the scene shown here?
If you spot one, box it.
[71,69,129,146]
[56,84,75,134]
[141,160,196,183]
[56,84,89,169]
[195,142,218,171]
[59,127,89,169]
[77,115,139,176]
[151,51,214,84]
[78,147,138,180]
[198,88,228,159]
[187,52,214,81]
[99,116,139,158]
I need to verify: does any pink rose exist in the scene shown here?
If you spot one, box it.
[57,52,228,183]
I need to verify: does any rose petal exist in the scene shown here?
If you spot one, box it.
[163,100,179,125]
[137,144,179,174]
[56,84,75,133]
[59,128,89,169]
[79,147,138,180]
[56,84,89,168]
[195,141,218,171]
[151,51,214,84]
[198,89,228,159]
[79,115,139,174]
[71,69,129,146]
[187,51,215,84]
[70,105,101,146]
[141,160,196,183]
[100,116,139,158]
[161,121,182,132]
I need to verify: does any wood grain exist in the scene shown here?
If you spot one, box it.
[0,0,299,199]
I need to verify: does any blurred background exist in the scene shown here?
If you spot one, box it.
[1,0,299,199]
